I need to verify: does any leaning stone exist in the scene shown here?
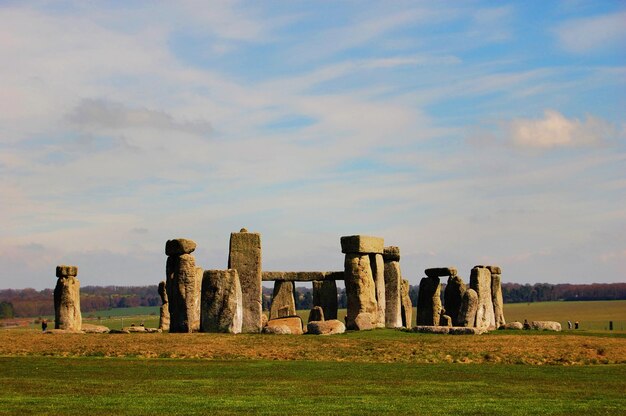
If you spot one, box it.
[530,321,562,331]
[312,280,338,320]
[383,258,402,328]
[56,265,78,277]
[400,279,413,328]
[470,267,495,329]
[499,321,523,330]
[382,246,400,262]
[459,288,478,327]
[344,254,378,330]
[424,267,457,278]
[200,269,243,334]
[54,269,82,331]
[308,306,324,322]
[266,316,303,335]
[416,276,442,326]
[439,314,452,327]
[269,280,296,319]
[444,275,466,326]
[263,325,291,335]
[371,253,386,328]
[165,238,197,256]
[166,254,201,333]
[340,235,384,254]
[228,230,262,333]
[491,273,506,328]
[81,324,110,334]
[307,320,345,335]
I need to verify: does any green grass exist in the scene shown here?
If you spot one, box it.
[0,356,624,415]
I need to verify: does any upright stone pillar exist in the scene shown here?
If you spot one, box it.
[165,238,201,333]
[200,269,243,333]
[370,253,386,327]
[158,280,170,331]
[383,246,402,328]
[312,280,338,320]
[54,265,82,331]
[228,228,262,333]
[416,275,442,326]
[444,274,466,326]
[487,265,506,328]
[459,288,478,327]
[470,266,496,329]
[400,279,413,328]
[270,280,296,319]
[341,235,384,330]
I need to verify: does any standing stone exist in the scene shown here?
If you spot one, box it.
[470,266,496,329]
[344,253,378,330]
[269,280,296,319]
[383,246,402,329]
[228,229,262,333]
[308,306,324,322]
[490,270,506,328]
[200,269,243,333]
[416,276,442,326]
[312,280,338,320]
[444,275,466,326]
[459,288,478,327]
[54,265,81,331]
[370,253,386,328]
[158,280,170,331]
[400,279,413,328]
[166,243,201,333]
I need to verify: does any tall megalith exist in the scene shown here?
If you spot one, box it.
[342,235,384,330]
[54,265,82,331]
[228,228,262,333]
[400,279,413,328]
[165,238,201,333]
[383,246,402,328]
[470,266,495,329]
[444,274,466,326]
[200,269,243,333]
[416,274,442,326]
[312,280,338,320]
[270,280,296,319]
[487,265,506,328]
[158,280,170,331]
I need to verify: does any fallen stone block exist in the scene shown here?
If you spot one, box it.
[266,316,303,335]
[81,324,110,334]
[499,321,523,330]
[340,235,384,254]
[307,320,346,335]
[352,312,375,331]
[263,325,292,335]
[529,321,562,331]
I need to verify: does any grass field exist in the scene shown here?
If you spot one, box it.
[1,356,624,415]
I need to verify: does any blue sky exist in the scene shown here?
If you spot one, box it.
[1,1,624,289]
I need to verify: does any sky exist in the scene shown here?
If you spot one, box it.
[1,1,625,290]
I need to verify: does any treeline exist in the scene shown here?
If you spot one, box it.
[1,282,625,318]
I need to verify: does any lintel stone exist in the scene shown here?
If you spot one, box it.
[340,235,384,254]
[383,246,400,262]
[424,267,458,278]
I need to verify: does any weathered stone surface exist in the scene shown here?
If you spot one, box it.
[382,246,400,262]
[475,265,502,275]
[261,313,268,328]
[491,273,506,328]
[353,312,375,331]
[340,235,384,254]
[308,306,324,322]
[439,314,452,327]
[470,267,496,329]
[412,325,450,334]
[108,329,131,334]
[165,238,197,256]
[55,265,78,277]
[228,230,262,333]
[158,280,169,331]
[448,327,488,335]
[54,271,82,331]
[266,316,303,335]
[444,275,466,326]
[269,280,296,319]
[371,253,386,328]
[344,253,378,330]
[81,324,109,334]
[45,329,82,334]
[263,325,291,334]
[123,326,147,333]
[312,280,338,320]
[400,279,413,328]
[307,320,346,335]
[416,276,442,326]
[459,288,478,327]
[409,326,487,335]
[261,271,344,281]
[499,321,523,330]
[200,269,243,334]
[529,321,562,331]
[424,267,457,278]
[383,260,402,328]
[166,254,201,333]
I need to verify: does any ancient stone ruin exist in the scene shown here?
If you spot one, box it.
[165,238,202,333]
[228,229,262,333]
[383,246,403,328]
[158,280,169,331]
[200,269,242,333]
[54,265,82,331]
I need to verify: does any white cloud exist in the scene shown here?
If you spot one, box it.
[555,11,626,53]
[508,110,618,148]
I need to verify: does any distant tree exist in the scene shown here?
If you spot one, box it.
[0,301,14,319]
